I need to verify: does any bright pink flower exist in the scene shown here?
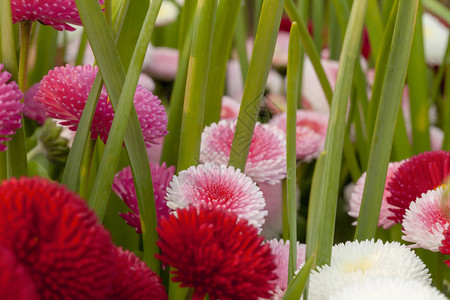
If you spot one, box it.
[10,0,104,31]
[387,151,450,223]
[0,177,115,299]
[402,187,450,251]
[0,64,24,151]
[24,83,47,125]
[111,247,167,300]
[200,120,286,184]
[348,162,403,229]
[439,227,450,266]
[270,109,328,162]
[0,245,38,300]
[166,163,267,229]
[143,46,179,81]
[36,65,168,147]
[112,162,175,233]
[266,239,306,299]
[156,206,277,300]
[220,96,240,120]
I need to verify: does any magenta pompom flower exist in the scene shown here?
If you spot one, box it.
[387,151,450,223]
[0,64,24,151]
[156,205,277,300]
[11,0,104,31]
[402,187,450,252]
[200,120,286,184]
[166,163,267,229]
[348,162,403,229]
[36,65,168,147]
[0,177,115,299]
[0,245,38,300]
[270,109,328,162]
[112,162,175,233]
[111,247,167,300]
[24,83,47,125]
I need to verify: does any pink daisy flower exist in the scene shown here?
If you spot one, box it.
[266,239,306,299]
[24,83,47,125]
[112,162,175,233]
[220,96,240,120]
[387,151,450,223]
[402,187,450,251]
[143,46,179,81]
[35,64,168,147]
[200,120,286,184]
[259,182,284,239]
[348,162,403,229]
[156,205,277,300]
[165,163,267,229]
[111,247,167,300]
[0,64,24,151]
[11,0,104,31]
[270,109,328,162]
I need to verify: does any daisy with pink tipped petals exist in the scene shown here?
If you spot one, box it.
[200,120,286,184]
[0,64,24,152]
[402,187,450,251]
[265,239,306,299]
[11,0,105,31]
[112,162,175,233]
[166,163,267,229]
[348,162,403,229]
[270,109,328,162]
[36,65,168,147]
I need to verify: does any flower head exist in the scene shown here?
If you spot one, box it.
[220,96,240,120]
[143,46,179,81]
[348,162,402,229]
[330,277,447,300]
[200,120,286,184]
[387,151,450,223]
[11,0,104,31]
[439,226,450,266]
[0,177,115,299]
[402,187,450,251]
[422,13,449,66]
[112,162,175,233]
[309,239,430,300]
[155,1,180,27]
[156,205,277,300]
[36,64,168,147]
[270,109,328,162]
[24,83,47,125]
[0,245,38,300]
[166,163,267,229]
[0,64,24,151]
[111,247,167,300]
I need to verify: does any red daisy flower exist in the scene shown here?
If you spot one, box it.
[0,177,115,299]
[387,151,450,223]
[156,206,277,300]
[10,0,104,31]
[0,245,38,300]
[111,247,167,300]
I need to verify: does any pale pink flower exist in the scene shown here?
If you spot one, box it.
[226,59,244,99]
[143,46,179,81]
[264,93,287,115]
[24,83,47,125]
[36,64,168,147]
[402,187,450,251]
[11,0,104,31]
[272,32,290,68]
[155,1,179,27]
[112,162,175,233]
[0,64,24,151]
[220,96,240,120]
[259,182,283,239]
[138,73,156,92]
[200,120,287,184]
[348,162,403,229]
[165,163,267,229]
[270,109,328,162]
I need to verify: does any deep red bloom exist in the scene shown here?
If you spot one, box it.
[111,247,167,300]
[387,151,450,223]
[0,245,38,300]
[0,177,115,299]
[439,227,450,266]
[156,206,277,300]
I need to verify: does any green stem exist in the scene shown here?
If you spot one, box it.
[355,0,419,240]
[0,152,6,180]
[178,0,198,50]
[75,30,88,66]
[79,137,96,199]
[177,0,218,171]
[235,3,249,83]
[282,178,289,240]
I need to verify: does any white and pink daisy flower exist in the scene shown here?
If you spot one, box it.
[422,13,449,66]
[165,163,267,229]
[200,120,287,184]
[402,186,450,251]
[270,109,328,162]
[35,64,168,147]
[348,162,403,229]
[0,64,24,152]
[259,182,284,239]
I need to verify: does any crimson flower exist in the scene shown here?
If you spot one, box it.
[156,206,277,300]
